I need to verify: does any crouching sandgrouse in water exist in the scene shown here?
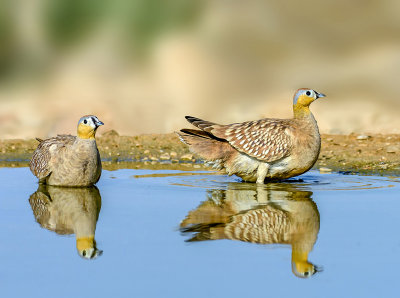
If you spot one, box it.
[30,115,104,187]
[177,89,326,183]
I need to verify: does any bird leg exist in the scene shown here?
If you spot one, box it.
[256,163,269,184]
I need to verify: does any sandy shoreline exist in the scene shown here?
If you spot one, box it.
[0,131,399,175]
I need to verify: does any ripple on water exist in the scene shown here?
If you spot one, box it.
[132,170,400,192]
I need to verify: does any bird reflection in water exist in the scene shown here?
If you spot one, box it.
[29,185,103,259]
[180,183,321,278]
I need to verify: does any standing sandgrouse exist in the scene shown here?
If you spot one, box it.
[177,89,325,183]
[30,115,104,187]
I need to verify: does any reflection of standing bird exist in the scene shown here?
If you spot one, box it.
[177,89,325,183]
[29,115,104,186]
[180,183,321,278]
[29,185,102,259]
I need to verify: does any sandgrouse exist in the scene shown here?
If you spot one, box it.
[177,89,325,183]
[30,115,104,187]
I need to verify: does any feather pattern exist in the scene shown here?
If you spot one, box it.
[30,135,76,180]
[214,119,293,162]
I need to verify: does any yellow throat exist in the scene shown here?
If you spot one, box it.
[293,94,314,118]
[292,249,313,275]
[76,236,95,251]
[77,123,96,140]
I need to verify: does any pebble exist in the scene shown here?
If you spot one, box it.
[319,167,332,173]
[356,135,371,140]
[144,149,150,154]
[150,156,158,161]
[159,153,171,160]
[386,146,399,153]
[170,151,177,158]
[180,153,193,161]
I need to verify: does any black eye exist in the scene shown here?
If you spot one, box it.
[82,250,86,257]
[306,91,311,96]
[83,119,87,124]
[304,271,309,276]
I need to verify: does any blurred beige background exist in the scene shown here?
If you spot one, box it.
[1,0,400,138]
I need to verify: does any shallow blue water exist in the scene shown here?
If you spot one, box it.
[0,167,399,298]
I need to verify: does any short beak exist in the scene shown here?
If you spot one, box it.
[95,120,104,127]
[316,92,326,98]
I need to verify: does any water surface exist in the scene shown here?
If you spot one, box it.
[0,167,399,297]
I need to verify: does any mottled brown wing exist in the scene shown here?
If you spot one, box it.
[29,135,76,179]
[212,119,293,162]
[225,207,291,244]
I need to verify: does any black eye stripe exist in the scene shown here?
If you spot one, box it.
[91,117,95,123]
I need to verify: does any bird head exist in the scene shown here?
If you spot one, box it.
[293,89,326,107]
[76,236,103,260]
[77,115,104,140]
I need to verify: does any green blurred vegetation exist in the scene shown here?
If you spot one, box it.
[0,1,18,79]
[122,0,202,51]
[0,0,203,82]
[43,0,109,48]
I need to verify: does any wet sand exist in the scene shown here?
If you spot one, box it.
[0,130,399,175]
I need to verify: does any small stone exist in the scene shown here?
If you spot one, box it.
[170,151,177,158]
[356,135,370,140]
[142,157,149,161]
[386,146,399,154]
[181,153,193,161]
[102,129,119,137]
[193,165,201,168]
[150,156,158,161]
[326,138,334,142]
[171,159,179,163]
[319,167,332,173]
[144,149,150,154]
[159,153,171,160]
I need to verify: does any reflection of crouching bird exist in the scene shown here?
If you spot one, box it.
[180,184,321,278]
[29,115,104,187]
[29,185,103,259]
